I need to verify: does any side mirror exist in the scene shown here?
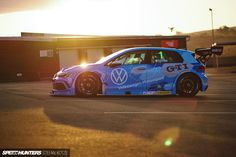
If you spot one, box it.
[109,61,122,67]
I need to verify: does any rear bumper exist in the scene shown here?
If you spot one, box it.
[200,74,208,92]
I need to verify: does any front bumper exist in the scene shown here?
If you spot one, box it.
[51,79,76,96]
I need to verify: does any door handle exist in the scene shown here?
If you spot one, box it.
[136,67,146,70]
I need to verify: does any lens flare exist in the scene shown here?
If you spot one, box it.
[151,127,180,152]
[164,138,173,147]
[80,62,88,68]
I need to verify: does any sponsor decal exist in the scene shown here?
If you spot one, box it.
[166,64,188,72]
[157,91,171,95]
[143,91,157,95]
[118,83,140,90]
[118,77,164,90]
[143,91,171,95]
[111,68,128,85]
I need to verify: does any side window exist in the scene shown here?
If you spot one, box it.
[151,50,183,64]
[151,51,167,64]
[113,54,127,64]
[164,51,183,63]
[109,51,147,65]
[124,51,146,65]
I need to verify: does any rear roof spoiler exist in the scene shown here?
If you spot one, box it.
[195,46,223,64]
[195,46,223,56]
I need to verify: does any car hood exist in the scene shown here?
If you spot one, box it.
[61,63,102,73]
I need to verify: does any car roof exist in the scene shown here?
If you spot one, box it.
[124,47,177,51]
[120,47,191,55]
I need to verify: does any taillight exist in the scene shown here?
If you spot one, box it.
[196,66,205,72]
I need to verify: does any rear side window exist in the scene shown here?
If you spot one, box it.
[151,50,183,64]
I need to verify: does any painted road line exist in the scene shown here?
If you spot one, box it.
[104,111,236,114]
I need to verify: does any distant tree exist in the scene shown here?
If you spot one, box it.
[176,31,183,35]
[168,27,175,32]
[219,25,230,32]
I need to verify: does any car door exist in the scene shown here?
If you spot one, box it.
[104,50,149,95]
[145,49,184,94]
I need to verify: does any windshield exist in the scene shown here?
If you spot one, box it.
[96,49,127,64]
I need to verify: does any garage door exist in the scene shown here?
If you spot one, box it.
[59,49,78,69]
[87,49,104,63]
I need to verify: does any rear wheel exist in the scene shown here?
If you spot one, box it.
[76,73,101,96]
[177,74,199,97]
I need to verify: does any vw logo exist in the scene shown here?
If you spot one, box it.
[111,68,128,85]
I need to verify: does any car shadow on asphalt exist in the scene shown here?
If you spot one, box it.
[43,94,208,139]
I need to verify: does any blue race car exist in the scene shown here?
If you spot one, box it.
[52,47,212,97]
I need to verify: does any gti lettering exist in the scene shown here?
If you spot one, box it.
[175,64,182,70]
[182,63,188,69]
[167,66,175,72]
[166,64,188,72]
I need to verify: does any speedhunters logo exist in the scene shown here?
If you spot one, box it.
[2,150,41,156]
[0,149,70,157]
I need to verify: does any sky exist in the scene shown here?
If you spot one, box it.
[0,0,235,36]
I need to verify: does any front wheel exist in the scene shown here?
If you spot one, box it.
[76,73,101,96]
[177,74,199,97]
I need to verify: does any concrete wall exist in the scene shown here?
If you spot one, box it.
[207,56,236,67]
[0,40,59,82]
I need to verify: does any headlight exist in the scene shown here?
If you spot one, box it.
[57,72,71,78]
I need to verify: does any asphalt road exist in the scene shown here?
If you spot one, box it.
[0,67,236,157]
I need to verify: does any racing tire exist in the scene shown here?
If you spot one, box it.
[76,73,101,97]
[177,74,200,97]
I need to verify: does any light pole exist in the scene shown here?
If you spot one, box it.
[209,8,215,44]
[209,8,218,68]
